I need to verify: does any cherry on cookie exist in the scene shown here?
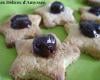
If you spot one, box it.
[11,15,32,29]
[50,1,64,14]
[33,34,56,58]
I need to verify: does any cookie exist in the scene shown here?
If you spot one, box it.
[64,21,100,59]
[80,6,100,21]
[0,14,41,47]
[34,1,76,28]
[88,0,100,4]
[10,34,80,80]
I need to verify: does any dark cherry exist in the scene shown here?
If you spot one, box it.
[50,1,64,14]
[89,6,100,16]
[11,15,32,29]
[80,20,99,38]
[94,24,100,34]
[33,34,57,58]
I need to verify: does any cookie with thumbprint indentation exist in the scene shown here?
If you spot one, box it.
[0,14,41,48]
[10,33,80,80]
[34,1,76,28]
[64,20,100,59]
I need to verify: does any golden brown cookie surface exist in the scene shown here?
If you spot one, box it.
[10,34,80,80]
[88,0,100,4]
[34,1,76,27]
[80,6,100,21]
[64,22,100,59]
[0,14,41,47]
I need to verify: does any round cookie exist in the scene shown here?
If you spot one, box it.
[0,14,41,47]
[34,1,76,28]
[10,33,80,80]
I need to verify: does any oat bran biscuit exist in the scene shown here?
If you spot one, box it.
[80,6,100,21]
[34,1,76,28]
[64,21,100,59]
[88,0,100,4]
[10,34,80,80]
[0,14,41,47]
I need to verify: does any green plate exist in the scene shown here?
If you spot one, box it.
[0,0,100,80]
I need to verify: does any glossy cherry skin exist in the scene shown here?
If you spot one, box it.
[33,34,57,58]
[11,15,32,29]
[50,1,64,14]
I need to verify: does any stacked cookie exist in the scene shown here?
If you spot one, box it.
[0,1,100,80]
